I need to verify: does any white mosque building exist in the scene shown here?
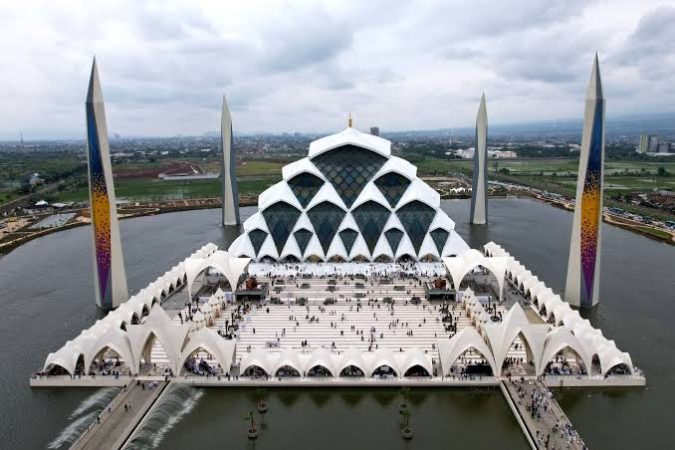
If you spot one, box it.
[228,124,469,262]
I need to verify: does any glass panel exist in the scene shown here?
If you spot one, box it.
[352,200,391,254]
[430,228,449,255]
[384,228,404,253]
[339,229,358,254]
[248,228,268,256]
[294,229,313,256]
[287,172,324,208]
[261,201,302,255]
[396,200,436,254]
[374,172,411,208]
[307,201,346,254]
[312,145,387,208]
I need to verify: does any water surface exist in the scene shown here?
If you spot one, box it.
[0,199,673,449]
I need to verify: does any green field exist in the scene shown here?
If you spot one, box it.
[633,225,673,240]
[405,155,675,177]
[54,175,281,202]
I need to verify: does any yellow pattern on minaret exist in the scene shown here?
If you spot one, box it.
[348,113,353,128]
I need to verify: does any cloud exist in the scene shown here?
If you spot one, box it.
[0,0,672,139]
[615,6,675,80]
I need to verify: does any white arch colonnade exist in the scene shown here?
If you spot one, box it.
[239,347,434,379]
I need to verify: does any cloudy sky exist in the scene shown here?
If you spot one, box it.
[0,0,673,139]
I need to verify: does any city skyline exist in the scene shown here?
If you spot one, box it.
[0,0,673,139]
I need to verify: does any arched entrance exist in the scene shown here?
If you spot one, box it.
[181,347,220,376]
[404,365,430,377]
[307,365,333,377]
[448,348,494,377]
[372,365,397,378]
[275,365,300,377]
[501,331,535,376]
[339,365,364,377]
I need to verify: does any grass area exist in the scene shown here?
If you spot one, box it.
[53,175,281,202]
[237,160,286,177]
[633,225,673,240]
[0,152,84,185]
[0,190,16,203]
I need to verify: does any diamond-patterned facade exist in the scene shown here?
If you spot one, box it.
[430,228,449,255]
[248,229,268,256]
[339,229,358,254]
[307,202,346,254]
[287,172,324,208]
[294,229,313,255]
[396,201,436,254]
[352,201,391,254]
[374,173,411,208]
[384,228,404,254]
[261,201,301,254]
[312,145,386,208]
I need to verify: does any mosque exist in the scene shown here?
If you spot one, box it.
[228,120,468,263]
[35,57,643,391]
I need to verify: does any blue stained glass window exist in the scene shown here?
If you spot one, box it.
[384,228,404,253]
[307,202,346,254]
[248,229,268,256]
[352,201,391,254]
[396,200,436,254]
[261,201,301,255]
[339,229,358,254]
[294,229,313,255]
[429,228,449,255]
[374,173,411,207]
[312,145,387,208]
[288,172,324,208]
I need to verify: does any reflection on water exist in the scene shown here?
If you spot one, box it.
[155,388,525,450]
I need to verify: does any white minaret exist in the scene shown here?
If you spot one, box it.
[85,58,128,310]
[565,54,605,309]
[221,95,240,226]
[470,93,488,224]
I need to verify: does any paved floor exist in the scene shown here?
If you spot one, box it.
[72,381,167,450]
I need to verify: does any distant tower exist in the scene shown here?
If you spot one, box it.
[20,131,25,151]
[370,126,380,136]
[85,58,128,310]
[221,95,240,226]
[565,55,605,309]
[470,93,488,224]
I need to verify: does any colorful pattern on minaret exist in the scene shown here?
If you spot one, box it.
[579,103,603,306]
[86,105,112,307]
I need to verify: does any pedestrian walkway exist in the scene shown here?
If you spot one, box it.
[71,380,168,450]
[502,379,586,450]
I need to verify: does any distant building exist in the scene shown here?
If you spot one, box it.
[28,173,44,188]
[489,150,517,159]
[638,134,649,153]
[658,142,671,154]
[370,126,380,136]
[648,136,659,152]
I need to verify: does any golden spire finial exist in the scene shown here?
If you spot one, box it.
[348,112,353,128]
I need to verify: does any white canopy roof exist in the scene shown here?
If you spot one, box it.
[443,250,507,299]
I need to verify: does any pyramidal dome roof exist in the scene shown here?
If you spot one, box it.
[229,126,469,262]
